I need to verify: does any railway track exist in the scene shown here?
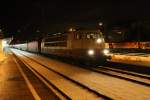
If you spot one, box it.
[99,66,150,79]
[12,49,150,100]
[88,66,150,87]
[106,61,150,75]
[13,50,111,100]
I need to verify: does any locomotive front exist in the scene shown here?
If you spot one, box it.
[87,37,110,56]
[70,29,110,63]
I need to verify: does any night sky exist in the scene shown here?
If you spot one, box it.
[0,0,150,38]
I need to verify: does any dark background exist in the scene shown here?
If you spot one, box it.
[1,0,150,42]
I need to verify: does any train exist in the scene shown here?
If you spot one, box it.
[11,29,110,65]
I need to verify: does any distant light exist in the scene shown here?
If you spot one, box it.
[88,49,94,56]
[53,34,57,35]
[69,28,76,32]
[99,22,103,26]
[0,29,2,32]
[53,32,61,35]
[17,30,21,32]
[2,40,8,49]
[36,30,40,32]
[2,40,7,45]
[117,31,122,34]
[57,32,61,34]
[96,38,102,44]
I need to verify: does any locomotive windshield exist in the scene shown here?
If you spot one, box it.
[86,33,101,39]
[75,31,103,40]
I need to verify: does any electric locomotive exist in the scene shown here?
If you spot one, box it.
[41,29,110,64]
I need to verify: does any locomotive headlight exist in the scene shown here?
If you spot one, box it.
[103,49,109,55]
[96,38,102,44]
[88,49,94,56]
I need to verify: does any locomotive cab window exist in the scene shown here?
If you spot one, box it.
[75,31,103,40]
[86,33,101,39]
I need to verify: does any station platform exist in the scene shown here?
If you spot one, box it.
[0,54,34,100]
[110,52,150,67]
[0,52,59,100]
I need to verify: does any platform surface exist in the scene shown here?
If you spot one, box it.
[0,54,35,100]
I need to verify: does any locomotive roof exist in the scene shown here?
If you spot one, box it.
[45,29,101,37]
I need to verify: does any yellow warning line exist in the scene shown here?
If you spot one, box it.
[13,57,41,100]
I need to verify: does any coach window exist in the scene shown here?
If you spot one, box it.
[76,34,80,39]
[87,34,90,39]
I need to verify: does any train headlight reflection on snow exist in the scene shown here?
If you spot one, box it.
[96,38,102,44]
[103,49,109,55]
[88,49,94,56]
